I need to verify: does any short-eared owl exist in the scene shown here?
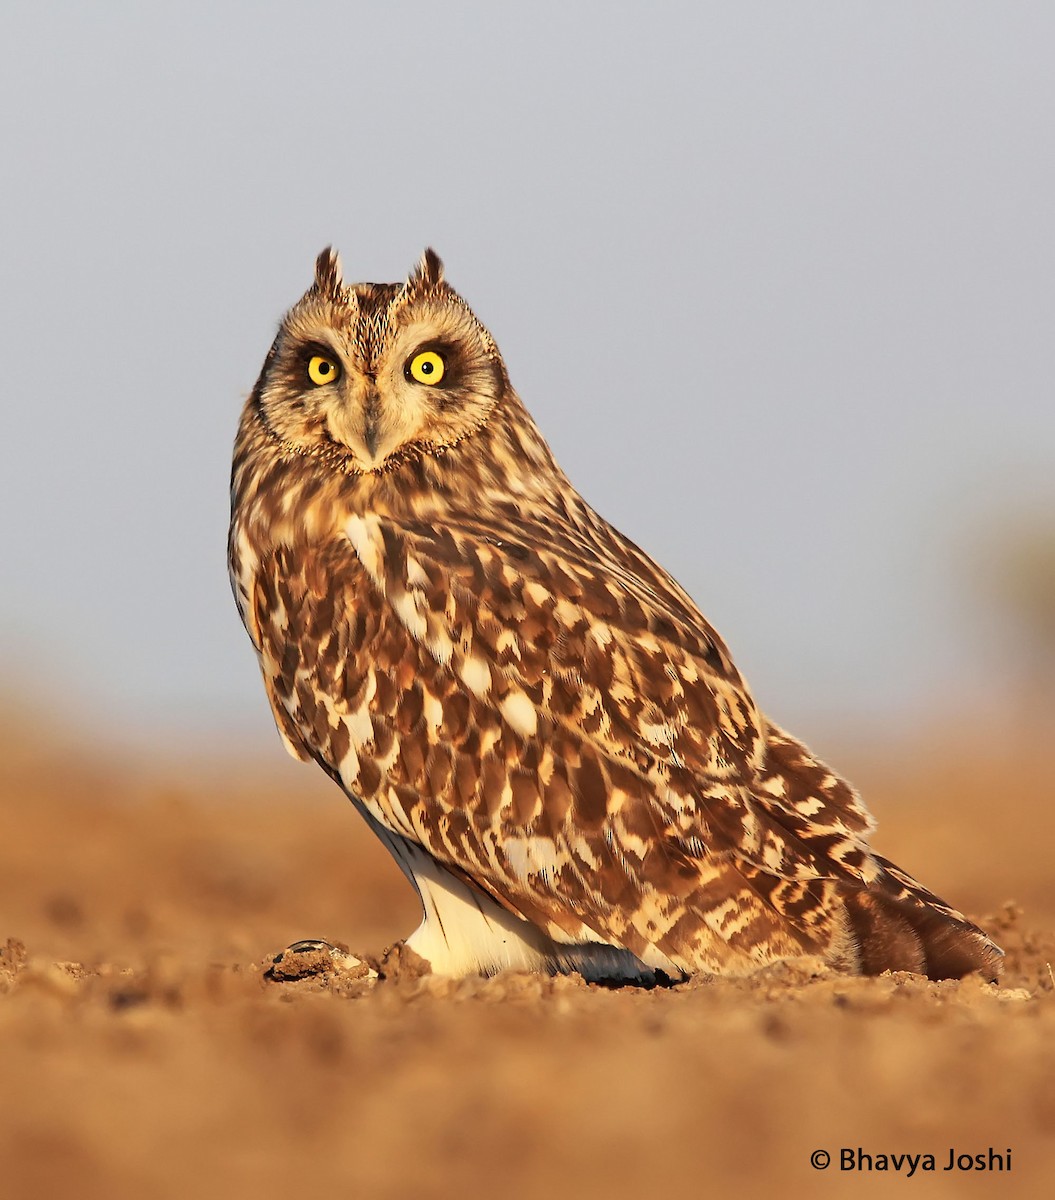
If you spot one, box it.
[229,248,1001,983]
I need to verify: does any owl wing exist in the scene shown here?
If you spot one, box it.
[252,505,889,967]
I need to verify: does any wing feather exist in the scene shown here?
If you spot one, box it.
[247,503,893,971]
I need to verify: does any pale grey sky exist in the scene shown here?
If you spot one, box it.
[2,2,1053,751]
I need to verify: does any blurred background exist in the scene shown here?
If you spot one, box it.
[1,1,1053,759]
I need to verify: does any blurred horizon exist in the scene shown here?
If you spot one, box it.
[2,3,1054,756]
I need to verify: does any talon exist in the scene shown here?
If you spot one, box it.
[286,938,336,955]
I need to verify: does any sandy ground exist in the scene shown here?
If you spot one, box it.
[1,710,1053,1199]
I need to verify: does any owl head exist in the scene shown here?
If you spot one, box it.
[254,248,508,473]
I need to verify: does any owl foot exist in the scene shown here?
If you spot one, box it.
[265,939,379,987]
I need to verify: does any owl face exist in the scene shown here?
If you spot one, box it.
[255,248,506,473]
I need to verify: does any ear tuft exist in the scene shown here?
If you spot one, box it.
[314,246,344,297]
[409,247,445,289]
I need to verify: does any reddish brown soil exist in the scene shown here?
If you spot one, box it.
[1,714,1052,1198]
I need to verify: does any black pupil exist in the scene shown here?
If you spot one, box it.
[420,359,434,374]
[318,361,331,375]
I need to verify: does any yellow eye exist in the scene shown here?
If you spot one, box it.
[407,350,445,385]
[307,354,339,386]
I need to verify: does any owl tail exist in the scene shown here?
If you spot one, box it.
[842,859,1003,981]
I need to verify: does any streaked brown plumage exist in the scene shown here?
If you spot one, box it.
[229,248,1002,983]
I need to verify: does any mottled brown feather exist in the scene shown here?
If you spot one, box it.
[229,252,1002,982]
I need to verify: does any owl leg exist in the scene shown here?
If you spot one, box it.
[353,802,677,983]
[373,825,557,978]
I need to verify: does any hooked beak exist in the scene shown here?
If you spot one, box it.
[362,388,382,459]
[323,379,393,471]
[363,417,380,459]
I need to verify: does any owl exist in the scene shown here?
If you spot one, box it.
[229,248,1002,984]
